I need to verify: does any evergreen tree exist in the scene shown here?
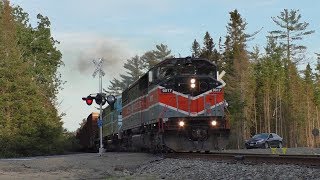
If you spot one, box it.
[314,54,320,106]
[253,36,286,137]
[121,55,145,86]
[270,9,314,146]
[313,54,320,144]
[223,9,253,148]
[221,36,232,72]
[141,43,173,70]
[106,78,126,96]
[199,31,220,65]
[107,55,144,95]
[191,39,201,58]
[270,9,315,64]
[301,64,316,147]
[200,31,214,59]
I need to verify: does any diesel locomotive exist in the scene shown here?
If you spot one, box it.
[79,57,230,152]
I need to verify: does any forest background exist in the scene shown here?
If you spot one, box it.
[106,9,320,149]
[0,0,320,157]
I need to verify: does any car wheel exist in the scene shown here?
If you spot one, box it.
[264,142,269,149]
[278,142,283,148]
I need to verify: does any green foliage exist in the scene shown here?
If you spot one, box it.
[0,0,65,157]
[200,32,214,59]
[267,9,315,146]
[191,39,200,58]
[191,32,221,65]
[314,56,320,106]
[106,55,145,95]
[141,43,173,70]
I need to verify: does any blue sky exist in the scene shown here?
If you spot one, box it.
[10,0,320,132]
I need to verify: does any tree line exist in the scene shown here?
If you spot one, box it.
[108,9,319,148]
[0,0,71,157]
[1,0,318,157]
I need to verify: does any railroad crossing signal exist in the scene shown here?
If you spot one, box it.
[217,70,226,88]
[82,93,116,106]
[83,58,117,156]
[82,96,94,105]
[95,93,106,105]
[92,59,105,78]
[106,94,116,105]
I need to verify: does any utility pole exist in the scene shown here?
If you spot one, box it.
[93,58,105,155]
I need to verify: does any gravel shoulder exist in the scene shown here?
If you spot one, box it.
[0,152,161,180]
[1,148,320,180]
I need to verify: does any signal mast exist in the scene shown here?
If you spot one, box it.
[82,58,115,156]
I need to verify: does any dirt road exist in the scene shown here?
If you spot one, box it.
[0,152,161,180]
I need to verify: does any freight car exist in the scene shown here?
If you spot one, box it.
[76,112,99,152]
[102,57,230,152]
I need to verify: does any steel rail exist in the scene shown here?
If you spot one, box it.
[164,152,320,167]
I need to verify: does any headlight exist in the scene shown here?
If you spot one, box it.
[178,121,185,127]
[190,78,196,89]
[211,120,217,126]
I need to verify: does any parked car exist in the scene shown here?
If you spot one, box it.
[245,133,283,149]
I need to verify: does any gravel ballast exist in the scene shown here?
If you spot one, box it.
[0,150,319,179]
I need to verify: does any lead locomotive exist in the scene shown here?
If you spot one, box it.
[91,57,230,152]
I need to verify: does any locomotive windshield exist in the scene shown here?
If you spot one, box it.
[152,58,221,96]
[157,58,217,79]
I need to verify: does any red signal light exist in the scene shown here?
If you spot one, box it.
[82,96,93,105]
[86,98,93,105]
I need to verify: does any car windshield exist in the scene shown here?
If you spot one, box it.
[252,133,269,139]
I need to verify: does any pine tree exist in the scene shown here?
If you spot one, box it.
[314,56,320,145]
[121,55,145,85]
[199,32,220,65]
[314,54,320,106]
[270,9,314,147]
[223,9,253,148]
[270,9,314,64]
[141,43,173,70]
[303,64,315,147]
[191,39,201,58]
[200,32,214,60]
[107,55,145,94]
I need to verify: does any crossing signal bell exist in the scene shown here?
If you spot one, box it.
[82,96,94,105]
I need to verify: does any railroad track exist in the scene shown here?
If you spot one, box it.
[164,152,320,167]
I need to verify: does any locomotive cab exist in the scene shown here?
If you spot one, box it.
[149,58,222,96]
